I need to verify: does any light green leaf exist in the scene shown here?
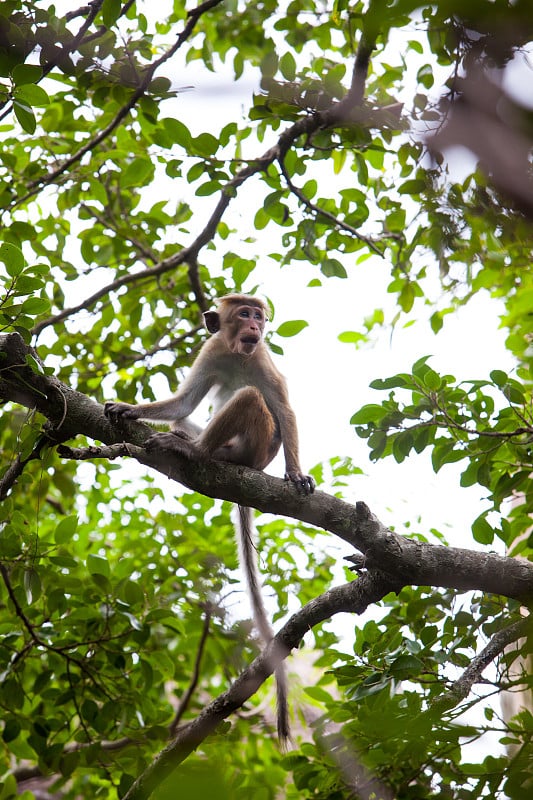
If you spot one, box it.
[276,319,308,337]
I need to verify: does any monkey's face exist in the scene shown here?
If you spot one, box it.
[227,303,266,355]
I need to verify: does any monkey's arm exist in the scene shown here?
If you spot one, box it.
[278,405,315,494]
[265,378,315,495]
[104,360,214,425]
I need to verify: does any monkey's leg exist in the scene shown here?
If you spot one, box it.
[198,386,280,469]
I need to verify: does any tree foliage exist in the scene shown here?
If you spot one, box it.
[0,1,532,798]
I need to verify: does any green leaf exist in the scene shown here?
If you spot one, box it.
[389,654,424,678]
[471,514,494,545]
[122,157,154,187]
[101,0,121,27]
[87,554,110,578]
[0,242,25,276]
[54,515,78,544]
[14,84,49,107]
[303,686,333,703]
[24,569,41,604]
[20,296,50,315]
[163,118,192,148]
[12,64,42,85]
[398,179,426,194]
[2,718,21,743]
[338,330,367,345]
[13,100,36,133]
[25,354,44,374]
[321,258,348,279]
[490,370,508,387]
[279,52,297,81]
[423,369,441,390]
[195,180,221,196]
[350,404,385,424]
[261,50,278,77]
[412,355,432,378]
[192,132,219,157]
[369,375,410,390]
[123,580,144,606]
[276,320,308,337]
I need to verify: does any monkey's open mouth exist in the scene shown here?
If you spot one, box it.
[241,336,259,344]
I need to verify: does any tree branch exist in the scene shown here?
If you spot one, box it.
[2,332,533,603]
[431,617,531,712]
[7,0,226,217]
[4,331,533,797]
[278,155,387,256]
[122,571,396,800]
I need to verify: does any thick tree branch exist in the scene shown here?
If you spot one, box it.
[2,332,533,603]
[3,331,532,798]
[14,571,395,792]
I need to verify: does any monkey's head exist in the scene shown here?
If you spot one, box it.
[204,294,268,356]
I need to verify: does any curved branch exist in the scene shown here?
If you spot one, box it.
[278,156,387,256]
[0,433,48,501]
[60,438,533,600]
[0,0,105,125]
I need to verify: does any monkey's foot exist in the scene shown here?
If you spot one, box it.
[285,471,316,495]
[145,431,196,457]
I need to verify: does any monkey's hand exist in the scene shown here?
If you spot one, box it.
[104,401,140,423]
[285,471,315,495]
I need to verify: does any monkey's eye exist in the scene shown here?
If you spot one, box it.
[239,309,250,318]
[253,312,262,320]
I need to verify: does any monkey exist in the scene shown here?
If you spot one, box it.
[104,293,315,741]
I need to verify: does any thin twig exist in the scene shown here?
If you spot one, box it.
[6,0,226,216]
[169,605,212,736]
[278,156,386,256]
[432,617,531,711]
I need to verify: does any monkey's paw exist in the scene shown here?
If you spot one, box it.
[285,471,316,495]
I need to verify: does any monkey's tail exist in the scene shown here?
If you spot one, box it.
[236,504,290,743]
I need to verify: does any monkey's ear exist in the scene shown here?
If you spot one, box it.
[203,310,220,334]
